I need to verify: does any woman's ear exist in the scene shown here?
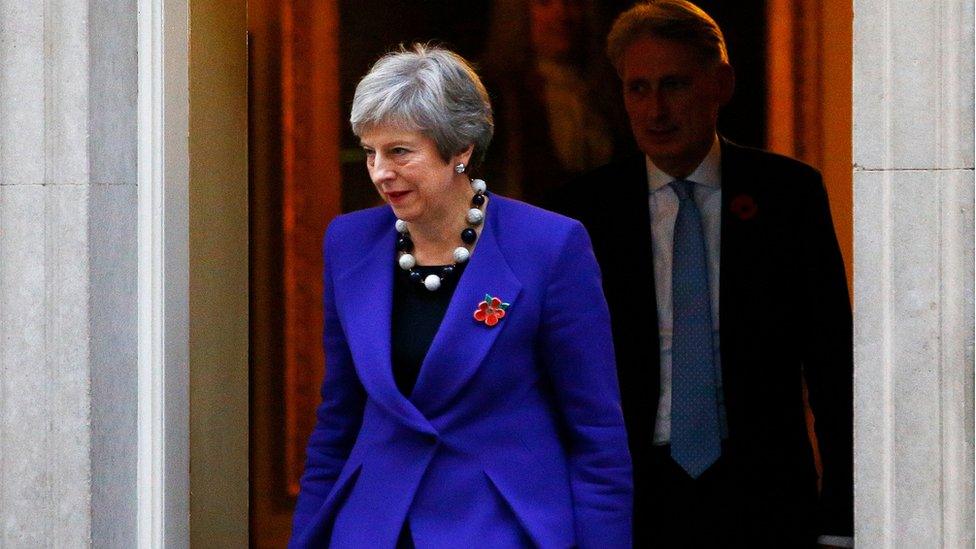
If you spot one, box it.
[454,144,475,169]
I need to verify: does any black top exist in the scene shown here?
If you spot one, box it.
[391,262,467,397]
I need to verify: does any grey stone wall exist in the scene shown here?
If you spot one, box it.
[0,1,137,546]
[854,0,975,546]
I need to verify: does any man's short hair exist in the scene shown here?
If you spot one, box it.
[607,0,728,74]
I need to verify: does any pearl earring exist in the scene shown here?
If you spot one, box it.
[455,163,466,174]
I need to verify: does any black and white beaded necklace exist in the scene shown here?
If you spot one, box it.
[395,178,487,291]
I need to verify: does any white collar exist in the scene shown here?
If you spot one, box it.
[646,135,722,193]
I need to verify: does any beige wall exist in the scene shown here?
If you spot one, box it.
[189,0,249,545]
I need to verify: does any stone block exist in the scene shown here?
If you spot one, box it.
[854,168,975,545]
[89,183,138,548]
[89,0,137,186]
[0,185,94,546]
[44,2,90,186]
[0,1,44,185]
[939,0,975,169]
[45,185,93,547]
[852,170,886,543]
[0,185,51,546]
[937,169,975,548]
[889,168,943,543]
[854,0,973,170]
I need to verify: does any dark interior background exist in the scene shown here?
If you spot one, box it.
[337,0,767,213]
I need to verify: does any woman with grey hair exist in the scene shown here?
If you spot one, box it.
[289,43,632,548]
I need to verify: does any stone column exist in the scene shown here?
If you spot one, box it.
[854,0,974,546]
[0,1,138,546]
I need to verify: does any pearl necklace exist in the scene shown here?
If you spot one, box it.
[395,179,487,291]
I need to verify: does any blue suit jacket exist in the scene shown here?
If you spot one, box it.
[289,195,632,548]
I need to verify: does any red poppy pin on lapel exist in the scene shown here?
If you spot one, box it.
[474,294,509,327]
[729,194,759,221]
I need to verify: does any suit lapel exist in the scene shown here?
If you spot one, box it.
[718,139,760,321]
[410,197,523,413]
[619,155,657,330]
[718,139,764,434]
[335,215,437,436]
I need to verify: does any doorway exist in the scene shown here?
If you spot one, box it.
[246,2,845,546]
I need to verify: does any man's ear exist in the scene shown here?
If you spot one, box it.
[715,63,735,106]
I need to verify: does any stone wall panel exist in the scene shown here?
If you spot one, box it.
[854,167,975,545]
[0,0,137,544]
[0,185,51,545]
[43,1,89,185]
[852,170,887,544]
[854,0,974,171]
[89,0,137,186]
[938,169,975,548]
[886,2,943,169]
[887,171,944,544]
[0,0,45,185]
[89,183,138,548]
[45,185,92,548]
[853,1,976,535]
[940,1,975,169]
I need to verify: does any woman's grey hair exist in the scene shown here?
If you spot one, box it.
[607,0,728,75]
[350,44,494,171]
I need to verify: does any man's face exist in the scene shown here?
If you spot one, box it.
[620,36,733,176]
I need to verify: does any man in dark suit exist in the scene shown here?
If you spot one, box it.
[553,1,853,546]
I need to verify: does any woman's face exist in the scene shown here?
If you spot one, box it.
[360,125,469,225]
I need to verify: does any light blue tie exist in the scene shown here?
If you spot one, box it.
[669,180,721,478]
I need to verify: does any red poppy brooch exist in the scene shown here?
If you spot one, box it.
[729,193,759,221]
[473,294,510,327]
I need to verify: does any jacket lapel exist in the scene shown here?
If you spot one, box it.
[718,139,765,433]
[334,215,437,436]
[718,139,761,321]
[410,197,523,413]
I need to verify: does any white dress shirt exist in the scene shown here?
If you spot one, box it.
[649,136,725,445]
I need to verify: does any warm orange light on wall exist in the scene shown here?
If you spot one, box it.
[278,0,344,499]
[250,1,342,546]
[767,0,853,292]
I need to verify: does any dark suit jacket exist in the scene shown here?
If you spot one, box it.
[290,196,632,548]
[553,139,853,544]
